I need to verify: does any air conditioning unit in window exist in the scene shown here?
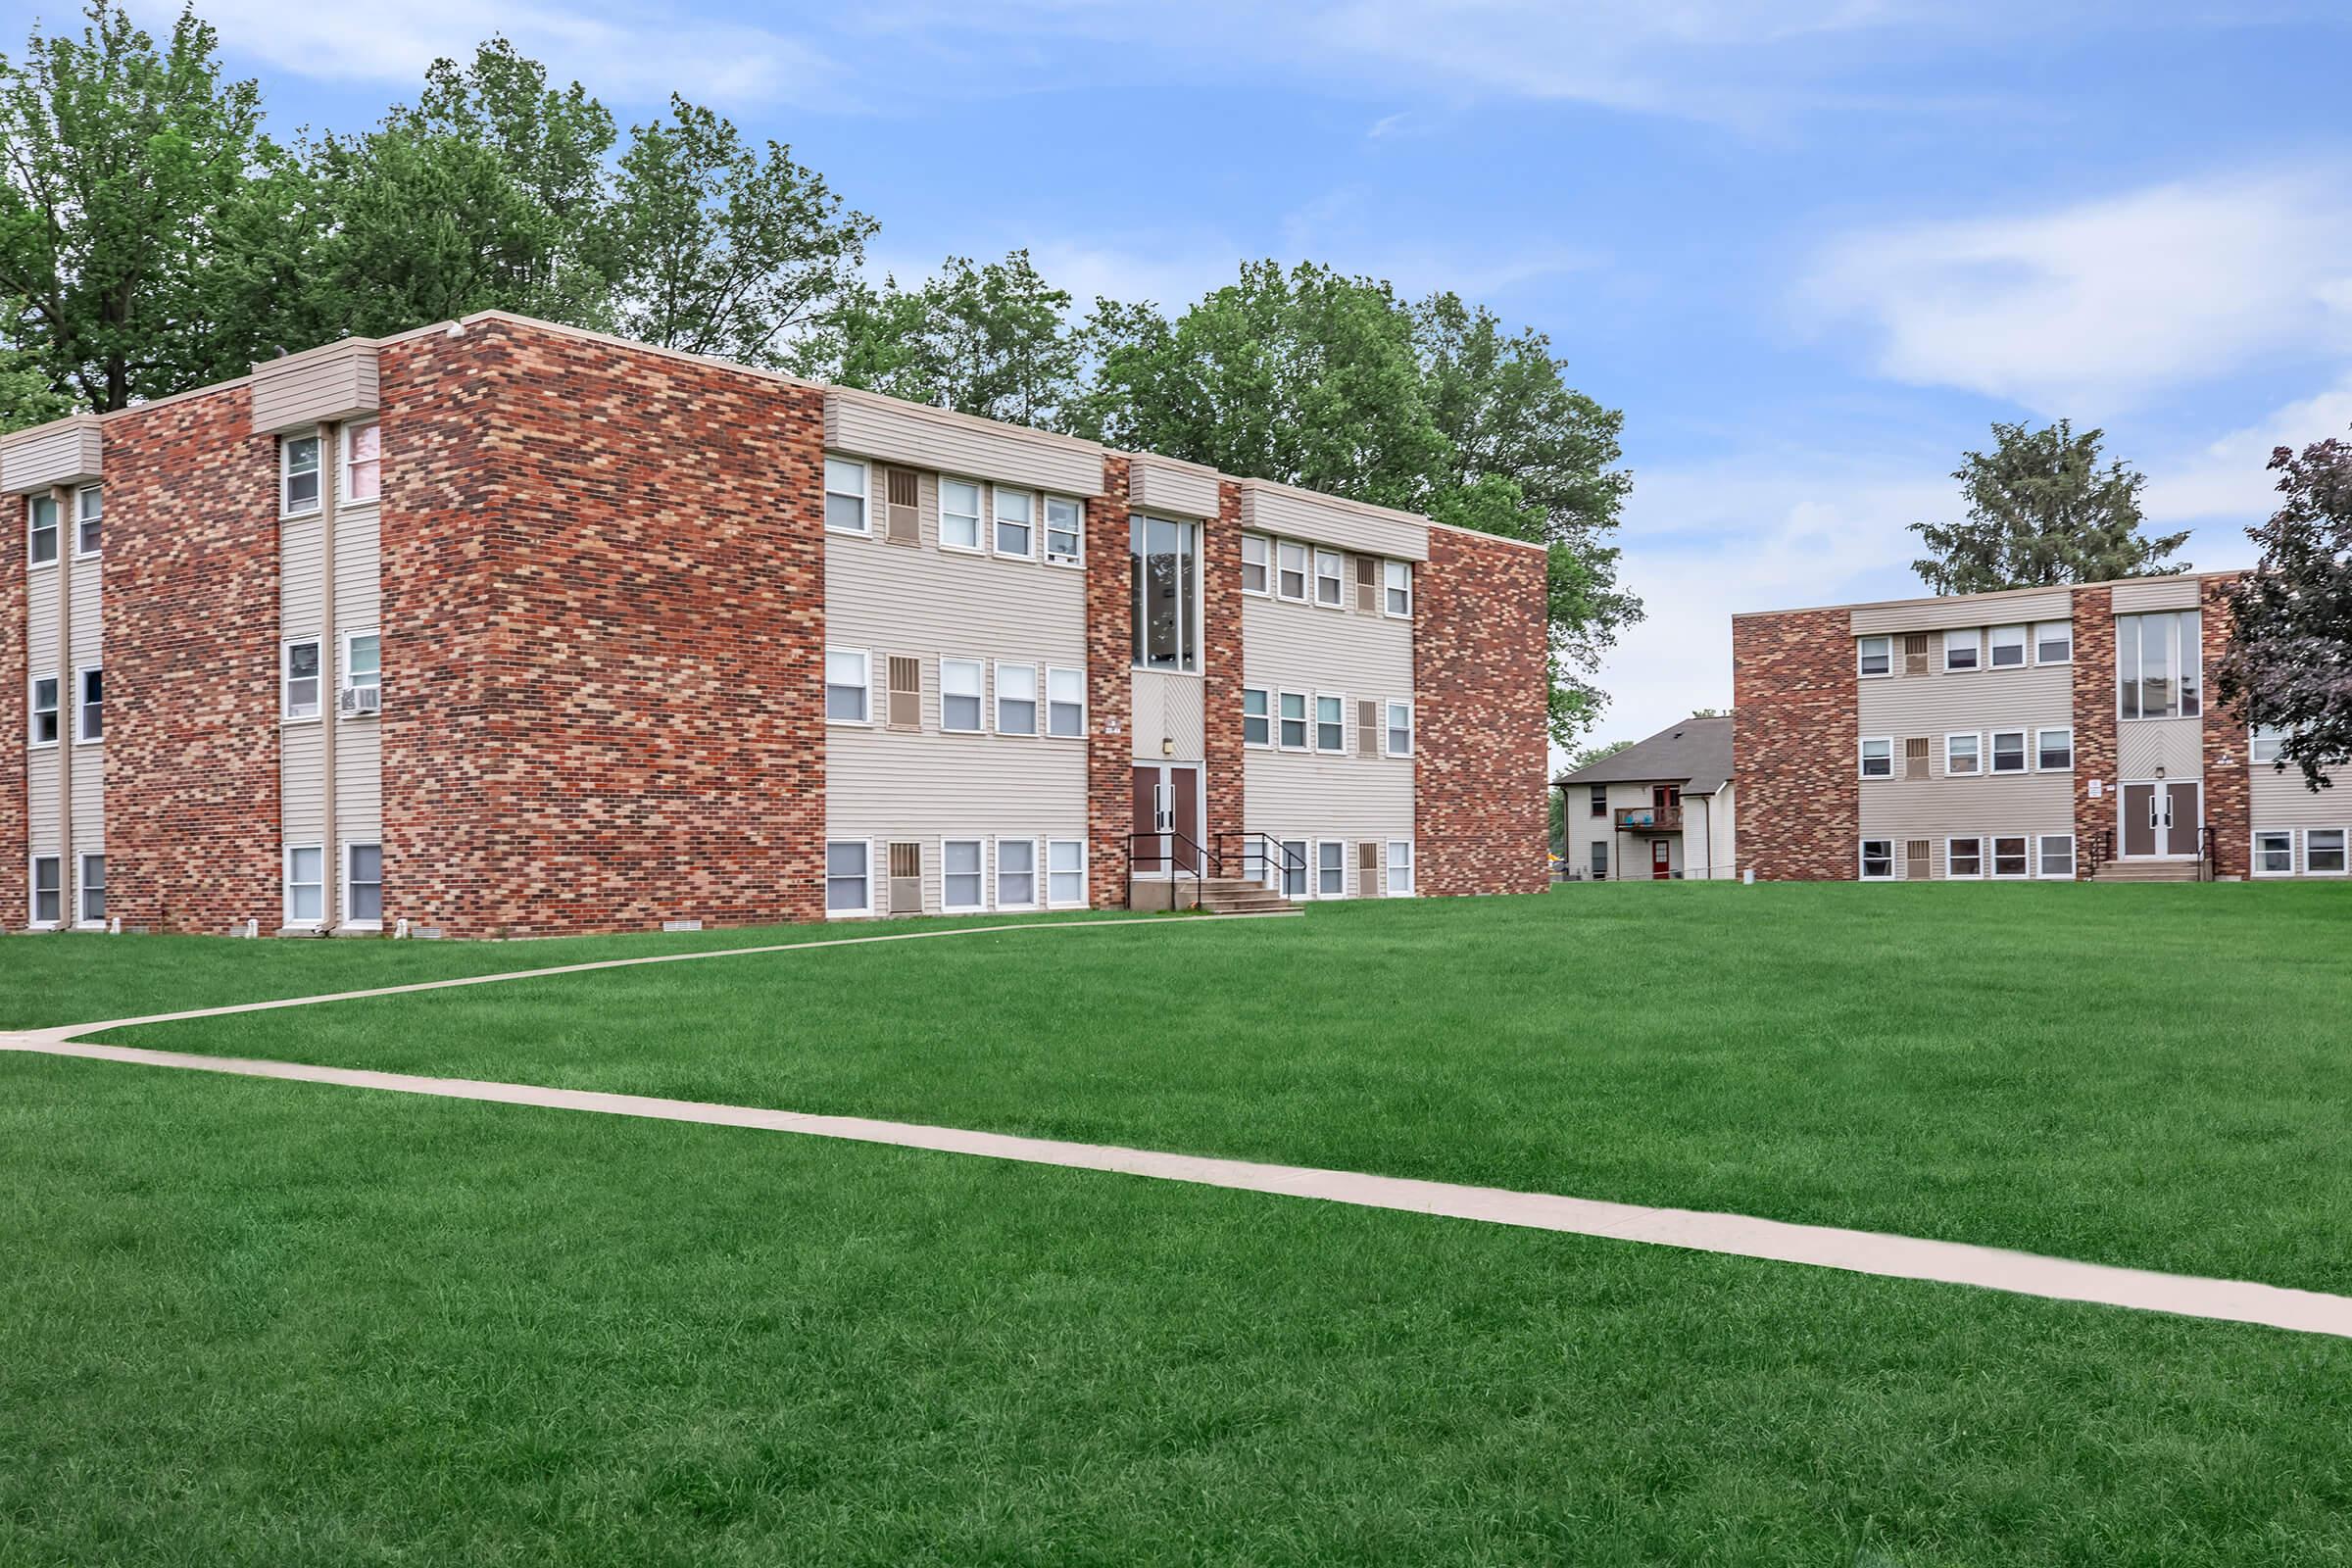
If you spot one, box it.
[340,685,382,716]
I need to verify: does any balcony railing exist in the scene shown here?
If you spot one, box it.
[1615,805,1683,832]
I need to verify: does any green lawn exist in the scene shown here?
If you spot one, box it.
[58,880,2352,1296]
[6,1051,2350,1566]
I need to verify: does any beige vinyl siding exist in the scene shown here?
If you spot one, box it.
[1238,481,1430,563]
[71,745,102,852]
[280,512,327,853]
[1861,774,2074,877]
[27,754,60,855]
[280,723,327,842]
[1697,784,1737,879]
[825,390,1103,497]
[25,553,64,860]
[1240,593,1412,863]
[2116,717,2201,780]
[2110,578,2201,612]
[2250,760,2346,832]
[69,548,102,859]
[249,341,380,433]
[67,554,100,663]
[1129,458,1221,518]
[1857,660,2073,746]
[336,501,381,627]
[1133,668,1204,761]
[825,467,1088,914]
[1849,590,2072,636]
[1,415,103,491]
[337,719,382,842]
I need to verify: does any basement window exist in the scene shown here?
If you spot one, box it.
[284,845,325,926]
[825,841,870,915]
[30,855,61,927]
[1859,840,1894,880]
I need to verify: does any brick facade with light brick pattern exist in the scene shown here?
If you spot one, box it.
[1083,456,1136,907]
[2069,585,2118,876]
[1732,608,1858,880]
[1416,526,1548,896]
[2198,573,2250,880]
[1202,481,1246,848]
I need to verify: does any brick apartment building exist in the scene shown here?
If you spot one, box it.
[6,313,1549,939]
[1733,575,2344,883]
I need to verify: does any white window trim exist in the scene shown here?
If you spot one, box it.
[2249,725,2290,766]
[1857,636,1892,679]
[992,486,1037,560]
[340,422,381,509]
[340,629,382,712]
[2115,610,2204,724]
[2250,828,2297,879]
[1986,624,2029,669]
[74,663,101,745]
[825,646,873,727]
[1044,664,1087,741]
[26,494,60,569]
[74,850,105,930]
[283,843,326,929]
[2035,726,2074,773]
[994,660,1040,737]
[1383,559,1413,619]
[823,454,870,536]
[2034,621,2073,665]
[993,835,1041,911]
[1944,836,1984,881]
[2305,827,2349,878]
[940,836,988,913]
[2035,833,2077,881]
[280,429,323,519]
[1988,834,2033,881]
[1858,839,1895,882]
[1942,629,1981,673]
[282,638,324,723]
[73,484,102,558]
[1313,838,1348,900]
[1988,728,2029,775]
[1311,548,1345,609]
[824,838,874,918]
[1859,735,1894,779]
[938,475,986,555]
[28,672,60,750]
[1046,837,1088,909]
[1275,541,1309,604]
[28,854,62,929]
[1384,839,1415,898]
[1312,690,1348,755]
[1384,699,1414,760]
[1240,533,1271,597]
[1042,494,1085,566]
[1943,731,1982,776]
[1276,689,1311,753]
[342,841,383,931]
[939,657,986,734]
[1241,687,1271,751]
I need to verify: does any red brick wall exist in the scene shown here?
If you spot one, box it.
[1732,608,1857,880]
[2199,573,2250,878]
[1202,481,1245,847]
[1,485,22,925]
[1416,527,1548,896]
[1083,456,1135,907]
[102,386,283,933]
[378,319,824,938]
[2069,586,2117,874]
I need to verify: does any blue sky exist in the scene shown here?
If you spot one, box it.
[35,1,2352,747]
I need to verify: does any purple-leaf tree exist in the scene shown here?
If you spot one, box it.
[2218,436,2352,792]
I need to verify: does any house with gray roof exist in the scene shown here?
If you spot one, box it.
[1552,714,1736,880]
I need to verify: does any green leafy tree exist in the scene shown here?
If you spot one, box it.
[2217,434,2352,792]
[802,250,1080,425]
[0,1,284,415]
[1911,418,2188,594]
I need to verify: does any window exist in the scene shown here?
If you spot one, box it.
[941,840,986,910]
[343,423,381,505]
[1860,839,1894,880]
[1315,694,1345,753]
[27,495,59,564]
[1858,636,1891,677]
[826,840,870,913]
[2250,725,2288,765]
[1943,628,1980,671]
[1243,688,1270,748]
[77,852,105,925]
[941,478,983,551]
[1591,840,1609,879]
[343,632,381,705]
[1385,840,1414,896]
[1991,836,2029,878]
[1277,691,1308,750]
[1047,666,1085,738]
[1280,839,1309,899]
[283,640,322,719]
[825,648,870,722]
[996,838,1038,908]
[1048,839,1086,906]
[30,855,61,927]
[345,843,382,925]
[2253,830,2294,876]
[994,488,1034,557]
[2036,727,2073,771]
[996,662,1038,735]
[2309,829,2348,876]
[1386,700,1413,758]
[74,485,101,556]
[1990,730,2027,774]
[1384,560,1412,617]
[1241,533,1270,595]
[285,844,325,925]
[75,666,101,742]
[1044,495,1082,561]
[1988,624,2028,668]
[2037,834,2076,879]
[1589,785,1606,818]
[1276,541,1308,602]
[1312,549,1344,607]
[30,675,59,746]
[1859,737,1893,778]
[941,659,984,732]
[1130,515,1198,671]
[2035,620,2073,663]
[282,432,322,515]
[823,457,868,534]
[1316,840,1346,898]
[1947,837,1984,879]
[2118,610,2201,720]
[1944,732,1981,776]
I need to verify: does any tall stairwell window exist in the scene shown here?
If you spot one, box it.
[1130,515,1198,672]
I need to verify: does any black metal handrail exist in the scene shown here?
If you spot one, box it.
[2200,821,2214,882]
[1124,829,1208,910]
[2082,827,2115,878]
[1213,831,1310,896]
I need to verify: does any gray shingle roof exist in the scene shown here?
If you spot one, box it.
[1553,714,1733,792]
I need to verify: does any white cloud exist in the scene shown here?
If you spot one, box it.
[1803,174,2352,414]
[2141,378,2352,564]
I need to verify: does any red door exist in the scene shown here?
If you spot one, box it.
[1651,840,1672,880]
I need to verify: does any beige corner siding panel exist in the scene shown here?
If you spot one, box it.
[2116,717,2202,781]
[1131,669,1204,761]
[249,339,381,434]
[1128,457,1224,519]
[1,414,103,493]
[1857,661,2073,737]
[1237,480,1431,563]
[824,389,1103,498]
[2110,578,2202,612]
[1849,589,2072,636]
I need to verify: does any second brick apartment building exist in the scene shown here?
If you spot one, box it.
[1734,575,2344,883]
[5,313,1548,938]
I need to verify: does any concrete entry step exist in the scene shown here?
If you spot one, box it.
[2091,860,2203,882]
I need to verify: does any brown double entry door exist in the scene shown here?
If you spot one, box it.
[2120,779,2201,858]
[1131,762,1202,875]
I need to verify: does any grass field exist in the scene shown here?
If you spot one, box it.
[6,882,2351,1563]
